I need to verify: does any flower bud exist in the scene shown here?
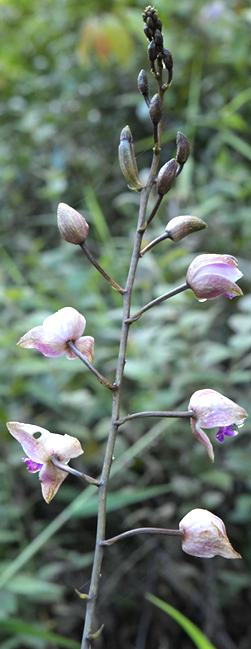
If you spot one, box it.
[186,253,243,300]
[176,131,190,164]
[118,126,144,191]
[179,509,241,559]
[165,215,207,241]
[162,48,173,70]
[57,203,89,244]
[148,41,158,62]
[149,94,163,124]
[157,159,177,196]
[137,70,150,103]
[154,29,163,48]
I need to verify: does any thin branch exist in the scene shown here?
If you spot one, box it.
[140,231,170,256]
[138,194,163,233]
[50,455,100,486]
[80,241,125,294]
[101,527,183,546]
[114,410,194,426]
[125,283,189,324]
[67,341,115,391]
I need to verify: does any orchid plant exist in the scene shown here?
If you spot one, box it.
[7,6,248,649]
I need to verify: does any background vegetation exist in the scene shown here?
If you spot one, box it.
[1,0,251,647]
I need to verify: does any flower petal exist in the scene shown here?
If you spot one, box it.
[22,458,43,473]
[190,417,214,462]
[215,424,238,443]
[65,336,95,361]
[39,461,67,503]
[17,326,66,357]
[7,422,51,463]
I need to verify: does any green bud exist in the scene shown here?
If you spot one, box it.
[57,203,89,244]
[165,215,207,241]
[157,159,177,195]
[176,131,190,164]
[149,94,163,125]
[118,126,144,191]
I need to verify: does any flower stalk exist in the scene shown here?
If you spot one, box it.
[101,527,183,547]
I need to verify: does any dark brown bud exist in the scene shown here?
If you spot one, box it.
[148,41,157,62]
[144,24,152,40]
[165,215,207,241]
[162,48,173,70]
[146,16,154,30]
[137,70,150,99]
[156,17,162,31]
[176,131,190,164]
[157,159,177,195]
[154,29,163,48]
[57,203,89,244]
[149,94,163,125]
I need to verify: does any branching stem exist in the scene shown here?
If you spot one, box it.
[126,283,189,324]
[80,241,125,294]
[67,342,115,391]
[50,455,100,486]
[114,410,194,426]
[81,144,161,649]
[101,527,183,546]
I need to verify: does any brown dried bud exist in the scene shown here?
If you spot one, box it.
[154,29,163,48]
[157,159,177,195]
[57,203,89,244]
[149,94,163,125]
[176,131,190,164]
[144,24,152,40]
[165,215,207,242]
[162,48,173,70]
[137,70,150,99]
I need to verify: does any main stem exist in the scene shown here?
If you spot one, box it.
[81,151,160,648]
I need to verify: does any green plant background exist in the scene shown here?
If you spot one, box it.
[1,0,251,647]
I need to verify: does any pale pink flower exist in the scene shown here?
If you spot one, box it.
[179,508,241,559]
[186,254,243,300]
[7,422,83,503]
[189,389,248,461]
[17,307,94,361]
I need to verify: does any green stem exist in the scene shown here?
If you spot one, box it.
[140,231,170,256]
[114,410,194,426]
[101,527,183,546]
[67,342,115,391]
[81,149,161,649]
[126,283,189,324]
[80,242,125,294]
[50,455,100,486]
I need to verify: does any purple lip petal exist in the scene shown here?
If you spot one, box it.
[22,458,43,473]
[215,424,237,443]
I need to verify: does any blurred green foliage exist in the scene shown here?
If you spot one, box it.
[1,0,251,647]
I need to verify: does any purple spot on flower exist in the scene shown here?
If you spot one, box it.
[22,458,43,473]
[215,424,237,443]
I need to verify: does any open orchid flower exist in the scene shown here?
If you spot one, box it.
[17,307,94,361]
[189,389,248,461]
[186,254,243,300]
[179,508,241,559]
[7,422,83,503]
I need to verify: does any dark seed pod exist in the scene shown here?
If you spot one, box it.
[156,17,162,31]
[162,48,173,70]
[137,70,150,99]
[176,131,190,164]
[149,94,163,125]
[148,41,158,62]
[157,159,177,195]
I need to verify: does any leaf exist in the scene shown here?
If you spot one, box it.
[146,594,217,649]
[0,617,79,649]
